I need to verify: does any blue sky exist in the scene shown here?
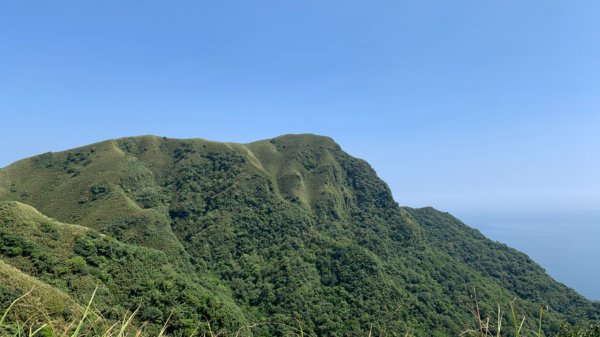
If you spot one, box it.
[1,0,600,299]
[2,1,600,213]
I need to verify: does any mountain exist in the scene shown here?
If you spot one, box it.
[0,134,598,336]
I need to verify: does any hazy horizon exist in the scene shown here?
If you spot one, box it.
[455,208,600,301]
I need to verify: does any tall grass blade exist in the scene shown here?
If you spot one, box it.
[0,288,33,327]
[537,305,546,337]
[509,298,520,337]
[29,323,48,337]
[297,318,304,337]
[157,312,172,337]
[69,285,97,337]
[117,307,139,337]
[496,303,503,337]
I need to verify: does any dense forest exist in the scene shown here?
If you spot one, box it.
[0,134,598,336]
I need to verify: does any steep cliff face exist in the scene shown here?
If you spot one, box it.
[0,134,597,336]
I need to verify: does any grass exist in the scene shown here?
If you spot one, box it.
[2,288,598,337]
[459,290,599,337]
[1,287,152,337]
[460,289,543,337]
[0,288,320,337]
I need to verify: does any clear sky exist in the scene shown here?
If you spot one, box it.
[3,0,600,212]
[1,1,600,297]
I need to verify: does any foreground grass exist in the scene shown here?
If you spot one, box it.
[1,289,598,337]
[0,287,311,337]
[461,293,599,337]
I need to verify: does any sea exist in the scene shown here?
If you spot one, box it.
[458,210,600,302]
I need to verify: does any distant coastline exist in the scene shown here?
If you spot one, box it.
[462,210,600,301]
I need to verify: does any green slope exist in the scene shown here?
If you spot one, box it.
[0,201,248,335]
[406,207,599,322]
[0,258,78,318]
[0,134,598,336]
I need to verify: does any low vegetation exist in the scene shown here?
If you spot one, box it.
[1,289,599,337]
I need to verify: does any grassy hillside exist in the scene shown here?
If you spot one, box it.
[0,258,77,317]
[0,201,248,335]
[0,134,598,336]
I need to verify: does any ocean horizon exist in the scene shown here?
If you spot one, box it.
[459,209,600,301]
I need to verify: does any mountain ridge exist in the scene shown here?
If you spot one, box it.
[0,134,598,336]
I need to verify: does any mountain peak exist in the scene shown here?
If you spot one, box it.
[0,134,598,336]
